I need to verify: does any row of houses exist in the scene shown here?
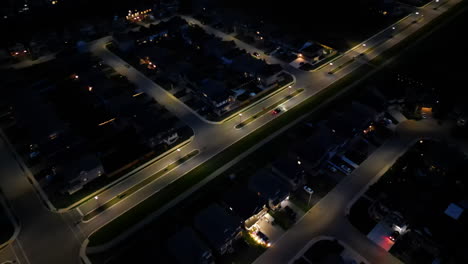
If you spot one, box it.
[2,55,186,195]
[114,16,286,116]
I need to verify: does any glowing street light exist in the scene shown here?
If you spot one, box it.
[94,196,98,200]
[239,113,243,123]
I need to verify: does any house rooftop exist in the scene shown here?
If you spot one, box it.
[231,54,266,75]
[221,186,266,220]
[272,154,305,181]
[445,203,464,220]
[193,204,242,251]
[248,169,289,205]
[199,79,231,103]
[167,227,213,264]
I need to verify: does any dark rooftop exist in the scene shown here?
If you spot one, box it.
[221,186,266,220]
[167,226,213,264]
[193,204,242,251]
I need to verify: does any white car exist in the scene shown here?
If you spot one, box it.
[328,165,337,173]
[303,185,314,195]
[340,165,352,173]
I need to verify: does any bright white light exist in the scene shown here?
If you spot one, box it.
[94,196,98,200]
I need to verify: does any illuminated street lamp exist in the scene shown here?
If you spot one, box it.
[94,196,98,200]
[239,113,243,123]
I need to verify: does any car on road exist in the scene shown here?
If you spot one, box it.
[327,71,333,75]
[271,108,282,115]
[340,164,352,173]
[303,185,314,195]
[252,52,261,58]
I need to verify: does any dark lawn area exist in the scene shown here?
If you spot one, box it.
[219,0,410,50]
[0,212,14,245]
[348,197,377,234]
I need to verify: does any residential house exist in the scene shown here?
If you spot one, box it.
[167,227,214,264]
[197,78,234,116]
[113,33,136,52]
[271,155,306,190]
[221,186,267,229]
[230,54,283,89]
[202,38,236,64]
[194,204,242,255]
[248,169,289,209]
[298,42,327,62]
[293,122,347,172]
[63,154,104,195]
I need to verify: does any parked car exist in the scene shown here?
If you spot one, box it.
[252,52,261,58]
[388,231,400,242]
[328,165,337,173]
[256,231,271,246]
[303,185,314,195]
[340,164,352,173]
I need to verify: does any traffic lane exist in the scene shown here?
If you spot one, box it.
[76,140,200,216]
[79,141,226,235]
[0,141,81,264]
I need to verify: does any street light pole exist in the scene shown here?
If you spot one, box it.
[239,113,243,124]
[308,192,312,207]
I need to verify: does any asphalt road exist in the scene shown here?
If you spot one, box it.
[0,1,460,263]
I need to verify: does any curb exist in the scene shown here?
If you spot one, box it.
[0,130,56,212]
[57,135,194,212]
[79,239,92,264]
[0,189,20,250]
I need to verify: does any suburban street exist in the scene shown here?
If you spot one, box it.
[0,0,462,263]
